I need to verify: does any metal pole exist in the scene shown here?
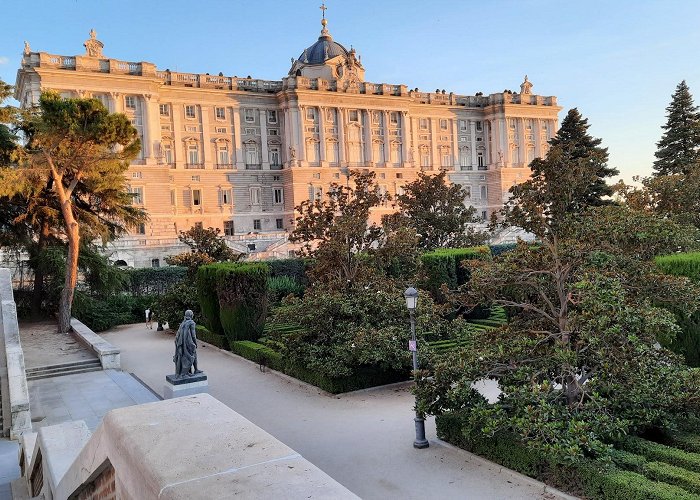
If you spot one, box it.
[411,309,429,449]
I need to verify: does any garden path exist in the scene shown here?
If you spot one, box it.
[19,320,96,369]
[102,323,569,500]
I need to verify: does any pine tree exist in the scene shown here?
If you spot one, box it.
[654,80,700,176]
[502,108,617,236]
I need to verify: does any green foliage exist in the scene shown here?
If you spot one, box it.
[197,263,269,342]
[230,340,283,366]
[669,432,700,454]
[644,461,700,495]
[266,279,447,380]
[73,292,154,332]
[123,266,187,296]
[488,243,517,257]
[621,437,700,471]
[267,258,311,285]
[385,170,487,250]
[153,281,201,330]
[166,225,241,279]
[656,252,700,281]
[419,246,491,302]
[196,325,229,350]
[654,81,700,176]
[267,276,304,304]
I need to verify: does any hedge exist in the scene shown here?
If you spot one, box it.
[620,437,700,471]
[196,265,224,335]
[217,263,269,342]
[489,243,517,257]
[124,266,187,296]
[268,258,312,286]
[656,252,700,282]
[229,340,408,394]
[196,325,228,350]
[73,293,155,332]
[419,246,491,302]
[436,412,700,500]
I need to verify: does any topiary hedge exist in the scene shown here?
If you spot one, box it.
[196,325,228,350]
[197,263,270,343]
[437,412,700,500]
[124,266,187,296]
[656,252,700,281]
[419,246,491,302]
[268,258,312,286]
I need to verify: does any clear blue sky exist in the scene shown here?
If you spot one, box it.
[2,0,699,182]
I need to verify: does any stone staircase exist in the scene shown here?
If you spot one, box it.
[25,359,102,381]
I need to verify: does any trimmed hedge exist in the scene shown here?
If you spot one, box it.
[196,325,228,350]
[437,412,700,500]
[197,263,270,342]
[268,258,311,286]
[656,252,700,281]
[229,340,408,394]
[73,293,155,332]
[670,432,700,454]
[420,246,491,302]
[621,437,700,471]
[124,266,187,296]
[489,243,517,257]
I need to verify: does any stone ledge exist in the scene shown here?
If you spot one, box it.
[70,318,121,370]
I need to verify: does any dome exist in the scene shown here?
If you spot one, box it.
[298,34,349,65]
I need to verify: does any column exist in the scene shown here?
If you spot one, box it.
[517,117,526,166]
[484,120,491,165]
[400,111,410,167]
[171,101,182,168]
[362,110,372,165]
[430,118,439,168]
[499,118,508,167]
[232,108,244,168]
[294,105,306,163]
[201,106,211,168]
[110,92,123,113]
[451,119,459,169]
[469,120,478,166]
[318,106,327,166]
[534,118,542,159]
[142,94,161,162]
[337,108,346,165]
[382,111,391,166]
[410,117,419,167]
[259,109,270,169]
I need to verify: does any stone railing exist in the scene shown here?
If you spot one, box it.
[70,319,120,370]
[0,268,32,439]
[20,394,357,499]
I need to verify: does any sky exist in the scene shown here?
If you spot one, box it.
[1,0,699,183]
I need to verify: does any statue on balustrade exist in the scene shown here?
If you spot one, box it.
[173,310,202,378]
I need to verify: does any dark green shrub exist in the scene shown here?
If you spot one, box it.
[621,437,700,471]
[267,276,304,304]
[268,258,311,286]
[644,461,700,495]
[124,266,187,296]
[489,243,517,257]
[656,252,700,281]
[196,264,224,335]
[419,246,491,302]
[669,432,700,454]
[154,281,201,330]
[196,325,229,350]
[230,340,283,367]
[588,468,699,500]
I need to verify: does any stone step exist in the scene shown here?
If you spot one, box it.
[26,364,102,381]
[10,477,30,500]
[25,358,100,374]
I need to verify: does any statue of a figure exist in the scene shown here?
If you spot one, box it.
[173,310,202,378]
[83,28,104,58]
[23,41,30,56]
[289,146,297,160]
[520,75,533,95]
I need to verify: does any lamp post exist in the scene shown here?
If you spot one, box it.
[404,287,429,449]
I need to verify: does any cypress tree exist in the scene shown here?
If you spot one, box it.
[653,80,700,176]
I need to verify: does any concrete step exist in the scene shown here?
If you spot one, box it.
[25,358,100,374]
[26,362,102,381]
[10,477,29,500]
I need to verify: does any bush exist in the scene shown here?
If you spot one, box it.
[489,243,517,257]
[669,432,700,454]
[268,276,304,304]
[656,252,700,281]
[73,293,154,332]
[123,266,187,296]
[268,258,311,286]
[621,437,700,471]
[230,340,283,366]
[154,281,201,330]
[419,246,491,302]
[197,263,270,343]
[196,325,228,350]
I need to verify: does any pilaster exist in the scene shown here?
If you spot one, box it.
[232,108,244,168]
[318,106,327,166]
[259,109,270,169]
[201,105,211,168]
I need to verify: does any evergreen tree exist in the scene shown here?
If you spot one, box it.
[502,108,617,236]
[654,80,700,176]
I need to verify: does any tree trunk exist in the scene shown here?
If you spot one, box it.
[58,222,79,333]
[30,220,51,318]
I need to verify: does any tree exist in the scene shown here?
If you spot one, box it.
[384,170,486,250]
[653,80,700,176]
[1,92,145,332]
[502,108,617,236]
[166,225,241,277]
[290,170,388,284]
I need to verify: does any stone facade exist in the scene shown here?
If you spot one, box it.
[14,20,560,268]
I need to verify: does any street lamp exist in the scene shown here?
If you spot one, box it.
[404,287,429,449]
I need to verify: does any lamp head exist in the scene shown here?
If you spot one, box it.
[404,287,418,311]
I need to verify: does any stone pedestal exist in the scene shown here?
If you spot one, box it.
[163,373,208,399]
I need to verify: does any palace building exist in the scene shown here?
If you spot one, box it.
[14,14,560,267]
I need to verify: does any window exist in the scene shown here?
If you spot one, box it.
[131,171,142,179]
[163,144,173,164]
[224,220,234,236]
[276,218,284,230]
[253,219,261,230]
[215,107,226,120]
[476,121,483,131]
[459,119,468,132]
[185,125,198,132]
[187,144,199,165]
[246,144,258,165]
[421,149,430,167]
[220,189,232,205]
[372,111,380,125]
[313,172,320,179]
[511,147,519,165]
[390,112,399,125]
[480,185,487,200]
[170,189,176,206]
[273,175,281,181]
[194,222,203,230]
[349,110,359,122]
[137,223,145,234]
[268,110,278,124]
[191,175,200,182]
[440,119,448,130]
[273,187,283,204]
[244,128,257,135]
[250,186,261,205]
[130,186,143,205]
[151,258,160,268]
[244,109,255,123]
[159,104,169,116]
[269,148,280,166]
[396,173,403,179]
[218,145,229,165]
[125,96,136,109]
[185,105,196,119]
[192,189,202,206]
[268,128,279,136]
[460,148,470,167]
[477,152,484,168]
[419,118,428,130]
[216,127,227,133]
[306,108,316,121]
[441,152,451,167]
